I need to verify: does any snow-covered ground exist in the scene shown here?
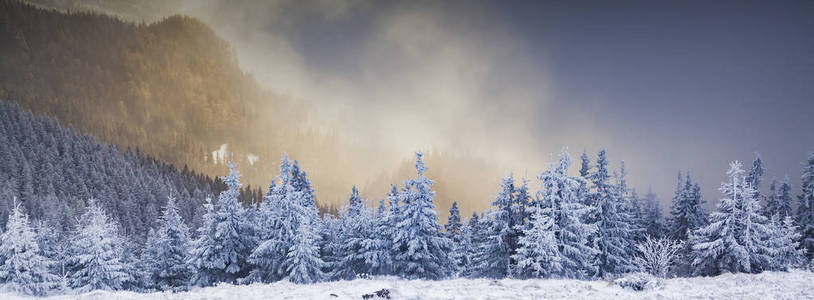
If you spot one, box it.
[3,270,813,300]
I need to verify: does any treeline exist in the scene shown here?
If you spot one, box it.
[2,98,814,296]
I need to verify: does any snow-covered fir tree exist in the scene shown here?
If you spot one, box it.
[472,174,517,278]
[538,149,598,279]
[511,201,561,279]
[285,222,326,284]
[460,212,483,278]
[188,160,256,285]
[768,215,804,270]
[361,199,393,276]
[445,200,464,274]
[249,155,306,282]
[333,186,374,279]
[797,150,814,258]
[669,172,707,242]
[0,200,60,296]
[691,161,773,275]
[143,196,193,290]
[746,154,765,200]
[641,189,665,238]
[590,149,635,277]
[391,152,454,279]
[67,200,131,292]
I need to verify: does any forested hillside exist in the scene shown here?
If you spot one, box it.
[0,100,267,239]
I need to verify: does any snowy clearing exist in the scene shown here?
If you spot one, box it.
[3,270,813,300]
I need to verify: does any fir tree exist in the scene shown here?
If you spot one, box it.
[285,222,326,284]
[444,201,463,274]
[691,161,773,275]
[249,155,305,282]
[511,202,561,279]
[143,196,193,291]
[67,200,131,292]
[768,215,804,270]
[391,152,454,279]
[189,161,256,285]
[0,200,60,296]
[590,149,634,277]
[538,148,598,279]
[472,175,517,278]
[797,150,814,258]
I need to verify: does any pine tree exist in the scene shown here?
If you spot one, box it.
[444,201,464,274]
[590,149,634,277]
[797,150,814,258]
[67,200,131,292]
[333,186,373,279]
[456,213,477,277]
[249,155,304,282]
[768,215,804,270]
[285,222,326,284]
[188,161,256,285]
[765,179,781,218]
[361,199,393,276]
[391,152,454,279]
[776,177,793,219]
[537,149,598,279]
[669,172,707,242]
[472,175,517,278]
[746,154,765,200]
[641,189,665,238]
[143,196,193,291]
[511,202,561,279]
[691,161,773,275]
[0,200,59,296]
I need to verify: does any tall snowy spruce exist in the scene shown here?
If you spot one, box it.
[472,174,517,278]
[669,172,707,242]
[67,200,131,292]
[668,172,707,275]
[511,202,561,279]
[333,186,374,279]
[188,160,256,286]
[798,150,814,259]
[0,200,60,296]
[361,199,394,276]
[445,201,464,274]
[641,189,665,238]
[590,149,635,277]
[691,161,773,276]
[143,196,193,290]
[285,222,326,284]
[391,153,454,279]
[249,155,314,282]
[527,149,597,279]
[768,215,805,270]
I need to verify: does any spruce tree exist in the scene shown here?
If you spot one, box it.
[445,201,464,274]
[590,149,634,277]
[0,200,59,296]
[391,152,454,279]
[285,222,326,284]
[188,161,256,285]
[249,155,305,282]
[511,202,561,279]
[67,200,131,292]
[691,161,773,275]
[472,175,517,278]
[143,196,193,291]
[538,149,598,279]
[797,150,814,258]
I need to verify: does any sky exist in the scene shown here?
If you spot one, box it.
[34,0,814,210]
